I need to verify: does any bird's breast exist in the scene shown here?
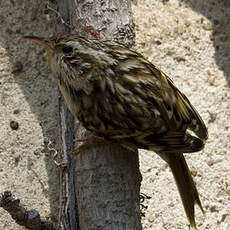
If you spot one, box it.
[58,81,81,117]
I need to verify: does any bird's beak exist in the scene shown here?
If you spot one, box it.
[22,36,52,50]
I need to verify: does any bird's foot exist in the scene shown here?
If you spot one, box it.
[74,137,111,155]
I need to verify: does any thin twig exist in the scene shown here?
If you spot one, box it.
[44,1,71,29]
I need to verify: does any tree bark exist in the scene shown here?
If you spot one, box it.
[55,1,78,230]
[57,1,142,229]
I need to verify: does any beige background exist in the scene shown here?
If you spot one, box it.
[0,0,229,229]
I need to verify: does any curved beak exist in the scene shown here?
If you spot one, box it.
[22,36,52,50]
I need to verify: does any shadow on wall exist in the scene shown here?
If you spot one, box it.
[0,0,60,223]
[182,0,230,86]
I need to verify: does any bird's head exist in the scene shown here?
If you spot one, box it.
[22,36,70,73]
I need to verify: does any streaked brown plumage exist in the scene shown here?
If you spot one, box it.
[23,35,208,229]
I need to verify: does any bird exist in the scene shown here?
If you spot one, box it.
[23,35,208,229]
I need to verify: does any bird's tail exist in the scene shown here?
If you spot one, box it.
[162,153,204,229]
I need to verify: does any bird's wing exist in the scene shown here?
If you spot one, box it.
[106,45,208,139]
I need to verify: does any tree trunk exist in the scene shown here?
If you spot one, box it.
[57,1,142,229]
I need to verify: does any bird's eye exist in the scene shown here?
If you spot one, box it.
[62,46,73,54]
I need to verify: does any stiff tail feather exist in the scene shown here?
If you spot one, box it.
[163,153,204,229]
